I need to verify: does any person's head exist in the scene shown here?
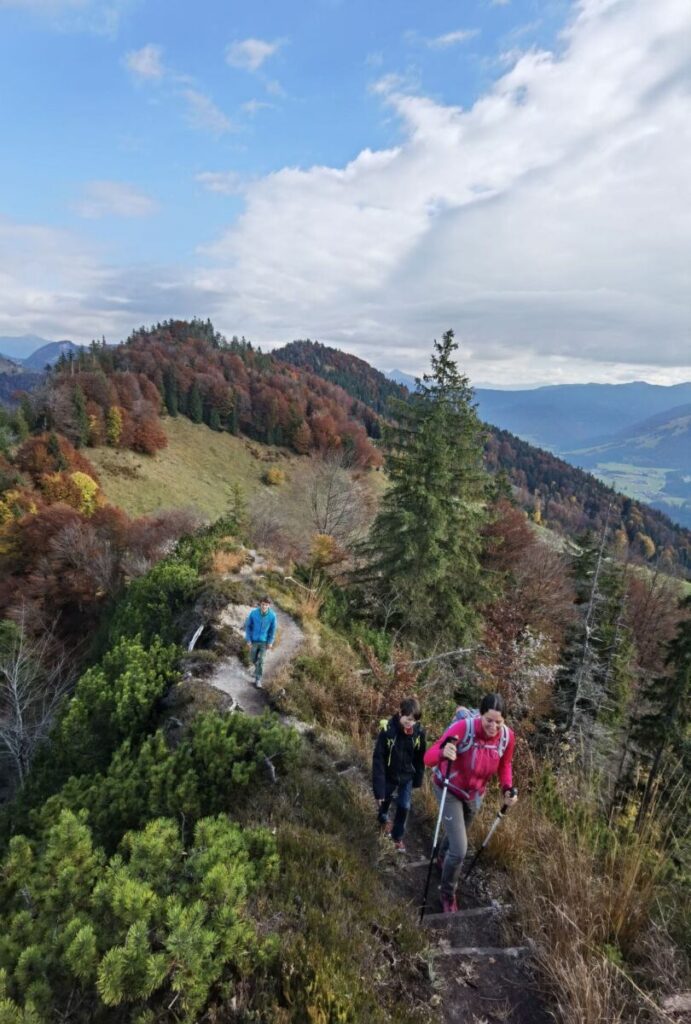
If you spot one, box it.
[399,697,421,729]
[479,692,506,738]
[258,596,272,613]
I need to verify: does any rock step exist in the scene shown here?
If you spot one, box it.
[430,945,531,960]
[422,902,507,924]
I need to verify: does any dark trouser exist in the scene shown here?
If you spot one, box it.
[377,778,413,840]
[250,642,268,681]
[433,786,482,899]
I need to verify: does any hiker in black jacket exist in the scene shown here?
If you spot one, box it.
[372,697,426,853]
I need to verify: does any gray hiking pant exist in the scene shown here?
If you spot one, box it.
[250,642,268,681]
[433,785,482,899]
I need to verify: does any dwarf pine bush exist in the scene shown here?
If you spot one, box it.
[0,811,276,1023]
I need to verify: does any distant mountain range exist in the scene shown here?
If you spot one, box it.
[0,354,24,376]
[0,337,84,406]
[0,335,82,370]
[386,370,691,529]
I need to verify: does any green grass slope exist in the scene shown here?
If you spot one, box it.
[88,417,301,519]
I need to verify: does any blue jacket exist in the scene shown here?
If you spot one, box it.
[245,607,277,645]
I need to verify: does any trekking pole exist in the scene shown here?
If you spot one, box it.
[419,758,453,923]
[462,787,518,883]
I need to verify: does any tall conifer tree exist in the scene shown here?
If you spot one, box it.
[364,330,488,647]
[633,595,690,826]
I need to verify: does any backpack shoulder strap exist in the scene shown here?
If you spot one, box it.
[455,716,476,755]
[497,725,510,758]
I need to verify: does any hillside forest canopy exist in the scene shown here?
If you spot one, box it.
[0,326,689,1024]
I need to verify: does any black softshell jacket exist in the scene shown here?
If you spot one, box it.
[372,716,426,800]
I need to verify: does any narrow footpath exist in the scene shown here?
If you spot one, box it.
[204,551,550,1024]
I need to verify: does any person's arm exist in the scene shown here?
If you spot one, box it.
[498,729,516,793]
[372,732,387,800]
[244,611,254,644]
[266,611,277,646]
[423,719,465,768]
[413,729,426,788]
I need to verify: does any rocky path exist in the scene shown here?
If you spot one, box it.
[376,816,550,1024]
[208,602,304,715]
[203,549,548,1023]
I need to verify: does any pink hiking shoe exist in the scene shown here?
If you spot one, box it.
[441,892,458,914]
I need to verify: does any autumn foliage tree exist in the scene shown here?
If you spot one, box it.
[29,319,382,468]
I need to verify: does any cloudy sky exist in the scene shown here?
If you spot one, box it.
[0,0,689,386]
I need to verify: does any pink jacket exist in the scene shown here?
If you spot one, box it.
[423,716,515,802]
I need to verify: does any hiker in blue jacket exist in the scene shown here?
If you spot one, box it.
[244,596,277,688]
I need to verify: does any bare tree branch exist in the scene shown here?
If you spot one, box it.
[0,613,73,791]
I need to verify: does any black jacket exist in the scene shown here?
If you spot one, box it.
[372,715,426,799]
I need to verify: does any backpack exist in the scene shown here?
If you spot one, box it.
[448,706,510,759]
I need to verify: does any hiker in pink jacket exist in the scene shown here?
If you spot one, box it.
[423,693,518,913]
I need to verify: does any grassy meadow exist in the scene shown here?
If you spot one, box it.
[87,417,299,518]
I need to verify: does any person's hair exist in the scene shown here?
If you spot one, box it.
[259,595,272,604]
[400,697,421,720]
[480,692,506,716]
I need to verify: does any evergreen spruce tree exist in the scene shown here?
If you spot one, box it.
[363,330,488,648]
[163,368,178,417]
[228,397,239,436]
[209,407,221,431]
[188,383,203,424]
[633,595,690,827]
[47,431,68,470]
[13,408,30,442]
[73,385,89,448]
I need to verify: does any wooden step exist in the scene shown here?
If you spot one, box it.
[422,902,507,924]
[431,944,531,960]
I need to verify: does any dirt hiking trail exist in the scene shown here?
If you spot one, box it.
[203,549,550,1024]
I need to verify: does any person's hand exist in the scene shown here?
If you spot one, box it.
[246,641,252,649]
[268,644,274,650]
[442,742,457,761]
[503,790,518,808]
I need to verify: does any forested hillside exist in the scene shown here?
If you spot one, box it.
[44,320,381,464]
[276,339,691,573]
[274,338,409,414]
[0,328,689,1024]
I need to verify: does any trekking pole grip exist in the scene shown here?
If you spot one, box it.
[500,786,518,814]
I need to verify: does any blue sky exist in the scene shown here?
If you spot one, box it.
[0,0,689,386]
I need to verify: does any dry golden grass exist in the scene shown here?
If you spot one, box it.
[211,548,247,574]
[485,760,683,1024]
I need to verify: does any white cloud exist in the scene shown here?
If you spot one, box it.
[226,37,280,72]
[196,0,691,385]
[122,45,235,137]
[75,180,158,219]
[196,171,244,196]
[5,0,691,388]
[0,0,86,8]
[242,98,272,115]
[181,89,234,136]
[125,43,164,80]
[264,78,286,98]
[428,29,479,48]
[0,216,219,342]
[0,0,132,34]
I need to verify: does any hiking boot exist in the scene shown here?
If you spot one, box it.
[441,892,458,914]
[381,820,393,836]
[254,679,263,689]
[393,839,406,853]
